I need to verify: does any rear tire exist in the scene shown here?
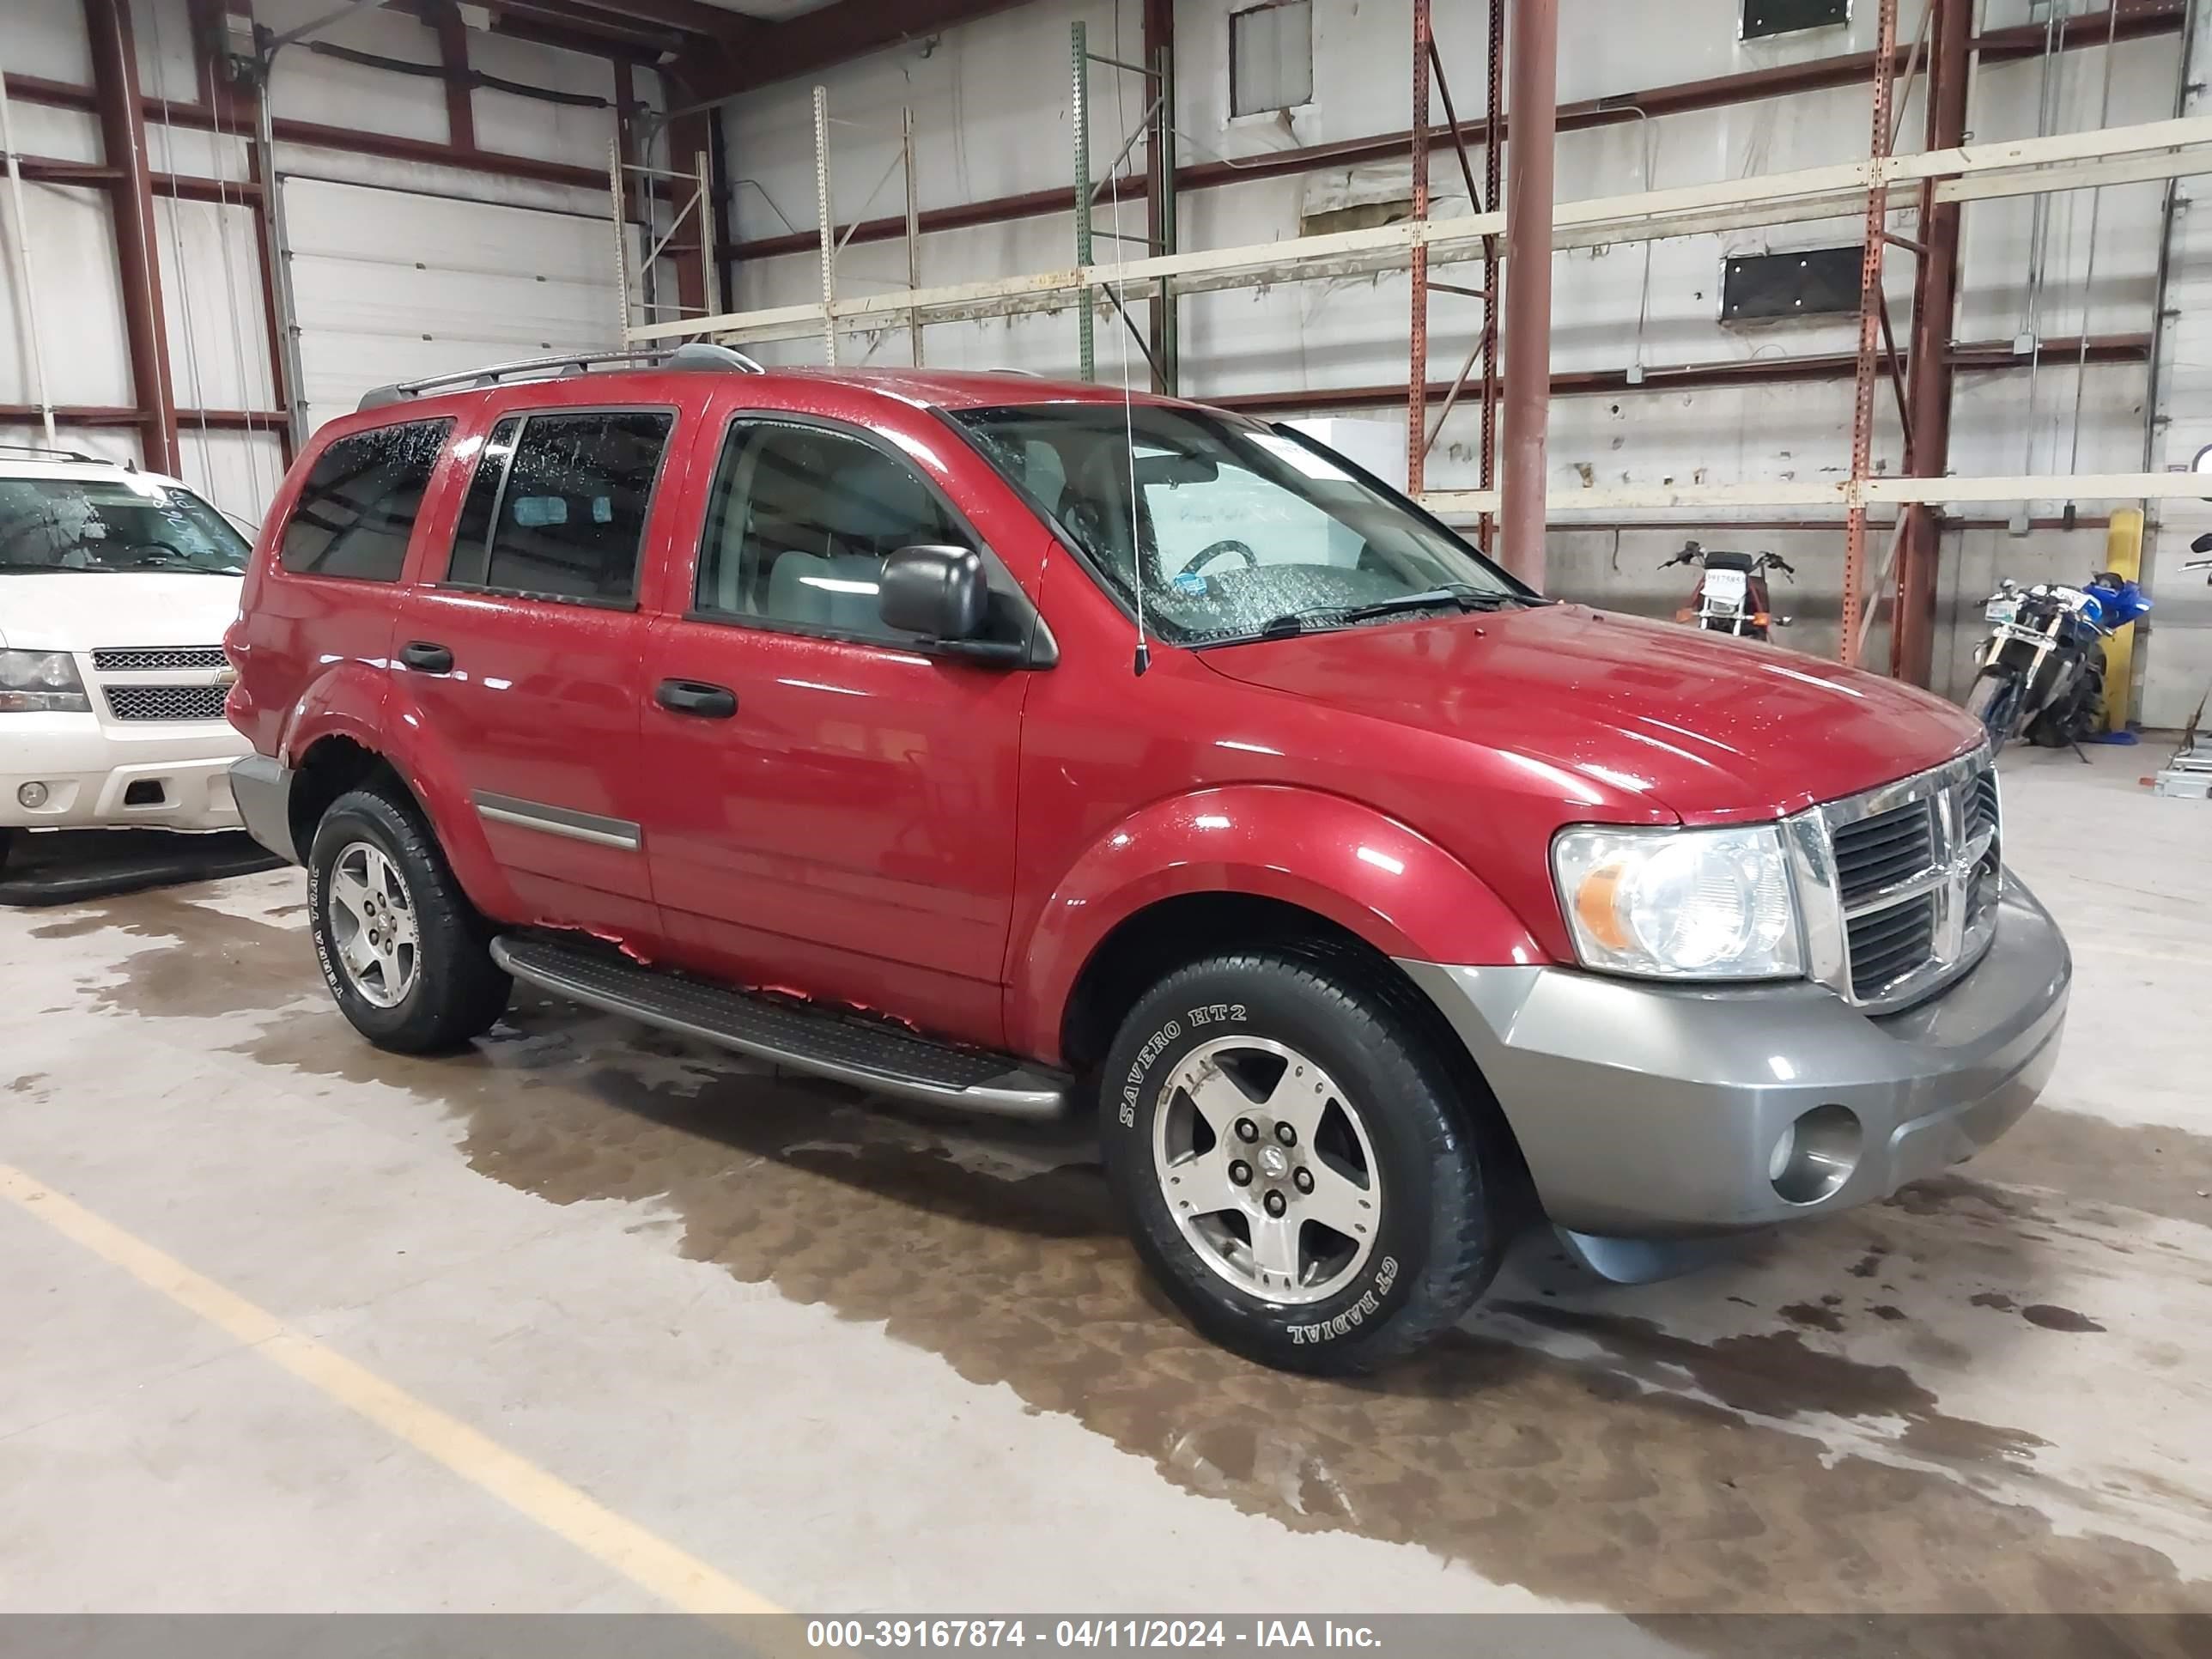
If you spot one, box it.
[1101,949,1504,1374]
[307,787,509,1053]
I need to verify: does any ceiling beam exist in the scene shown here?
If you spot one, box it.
[513,0,760,43]
[674,0,1037,103]
[380,0,684,64]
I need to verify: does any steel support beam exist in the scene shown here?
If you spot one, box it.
[1895,0,1974,686]
[82,0,179,476]
[1839,0,1899,667]
[431,0,477,152]
[1499,0,1557,587]
[1072,24,1092,382]
[1143,0,1176,393]
[1407,0,1433,496]
[1202,333,2150,416]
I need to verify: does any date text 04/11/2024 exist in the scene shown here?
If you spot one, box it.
[803,1621,1382,1650]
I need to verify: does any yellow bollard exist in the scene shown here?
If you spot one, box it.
[2104,507,2144,732]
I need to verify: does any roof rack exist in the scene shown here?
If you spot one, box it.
[356,340,764,413]
[0,441,111,465]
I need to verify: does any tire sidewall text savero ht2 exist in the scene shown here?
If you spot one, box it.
[1101,950,1504,1374]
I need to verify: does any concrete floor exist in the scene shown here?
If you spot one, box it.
[1,744,2207,1619]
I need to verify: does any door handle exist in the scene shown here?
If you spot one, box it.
[399,640,453,674]
[655,678,738,719]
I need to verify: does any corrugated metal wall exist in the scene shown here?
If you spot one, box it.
[718,0,2189,697]
[0,0,648,526]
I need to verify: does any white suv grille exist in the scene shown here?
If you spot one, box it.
[102,684,230,722]
[92,645,228,672]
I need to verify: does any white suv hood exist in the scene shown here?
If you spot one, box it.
[0,571,244,653]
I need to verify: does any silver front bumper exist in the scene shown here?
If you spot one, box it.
[1398,872,2069,1238]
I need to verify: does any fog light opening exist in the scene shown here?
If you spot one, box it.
[1770,1104,1862,1206]
[16,781,49,809]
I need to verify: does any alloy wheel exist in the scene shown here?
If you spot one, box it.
[1151,1036,1383,1304]
[326,840,421,1009]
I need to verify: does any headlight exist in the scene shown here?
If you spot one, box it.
[0,649,91,714]
[1552,823,1802,980]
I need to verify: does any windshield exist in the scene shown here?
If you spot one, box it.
[951,403,1524,646]
[0,476,251,575]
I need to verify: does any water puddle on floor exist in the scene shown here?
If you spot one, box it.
[43,882,2212,1617]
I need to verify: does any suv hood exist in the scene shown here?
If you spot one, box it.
[0,571,244,653]
[1197,603,1984,823]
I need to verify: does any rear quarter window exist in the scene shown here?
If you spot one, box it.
[279,418,453,581]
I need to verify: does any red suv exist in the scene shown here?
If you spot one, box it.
[226,345,2069,1371]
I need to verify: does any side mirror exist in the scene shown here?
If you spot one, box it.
[879,544,989,641]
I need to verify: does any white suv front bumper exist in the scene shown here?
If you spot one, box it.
[2,709,250,833]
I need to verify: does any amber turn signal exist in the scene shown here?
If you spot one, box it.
[1572,861,1632,950]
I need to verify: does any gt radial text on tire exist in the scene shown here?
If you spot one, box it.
[1101,950,1504,1373]
[307,787,512,1054]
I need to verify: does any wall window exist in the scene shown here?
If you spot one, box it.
[1722,246,1863,322]
[1741,0,1849,42]
[279,419,453,582]
[1231,1,1312,117]
[696,421,963,639]
[444,410,672,605]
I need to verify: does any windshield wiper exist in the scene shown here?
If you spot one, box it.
[1341,585,1523,622]
[1255,584,1518,639]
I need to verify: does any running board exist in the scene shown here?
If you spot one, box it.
[490,935,1073,1121]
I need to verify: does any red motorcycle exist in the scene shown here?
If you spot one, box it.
[1661,543,1795,640]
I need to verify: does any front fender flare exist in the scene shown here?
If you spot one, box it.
[1007,785,1547,1063]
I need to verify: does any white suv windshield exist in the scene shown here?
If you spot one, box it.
[951,404,1526,645]
[0,476,250,575]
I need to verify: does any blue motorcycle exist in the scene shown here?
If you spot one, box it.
[1967,570,2152,749]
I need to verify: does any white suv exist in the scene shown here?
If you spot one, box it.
[0,447,253,875]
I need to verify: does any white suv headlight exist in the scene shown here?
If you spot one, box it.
[1552,823,1803,980]
[0,649,91,714]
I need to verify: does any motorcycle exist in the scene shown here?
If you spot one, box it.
[1661,543,1795,640]
[1966,569,2151,749]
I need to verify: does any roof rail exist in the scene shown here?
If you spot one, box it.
[356,340,765,413]
[0,441,110,465]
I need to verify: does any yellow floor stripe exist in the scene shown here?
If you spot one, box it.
[0,1163,782,1617]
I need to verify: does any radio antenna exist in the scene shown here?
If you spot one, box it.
[1102,8,1150,676]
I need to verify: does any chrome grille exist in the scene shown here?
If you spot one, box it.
[92,645,228,672]
[1966,769,1999,842]
[103,684,229,722]
[1792,748,2002,1012]
[1832,799,1936,905]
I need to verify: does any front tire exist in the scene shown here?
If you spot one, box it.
[307,787,510,1053]
[1101,950,1504,1374]
[1966,670,2026,746]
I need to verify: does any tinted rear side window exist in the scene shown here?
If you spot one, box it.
[280,419,453,581]
[443,410,672,605]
